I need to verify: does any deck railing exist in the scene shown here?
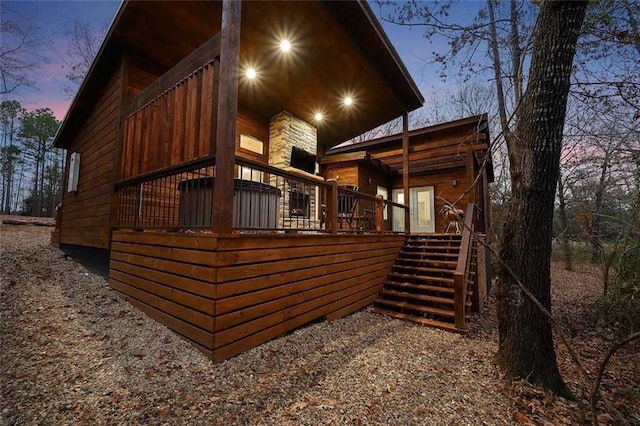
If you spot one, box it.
[112,155,409,234]
[453,202,476,330]
[234,157,408,234]
[113,156,216,230]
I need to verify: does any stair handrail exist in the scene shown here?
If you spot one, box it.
[453,202,475,329]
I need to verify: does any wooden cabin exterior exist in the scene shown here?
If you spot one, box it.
[51,0,489,361]
[322,115,494,236]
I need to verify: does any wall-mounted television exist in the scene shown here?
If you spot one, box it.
[290,146,316,174]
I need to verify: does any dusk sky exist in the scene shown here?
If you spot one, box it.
[3,1,484,121]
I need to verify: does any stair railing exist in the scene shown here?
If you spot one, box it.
[453,203,475,330]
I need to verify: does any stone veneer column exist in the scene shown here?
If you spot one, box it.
[268,111,319,229]
[268,111,317,168]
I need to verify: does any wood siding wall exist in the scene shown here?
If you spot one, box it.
[393,167,469,233]
[323,126,487,234]
[119,61,217,179]
[108,231,406,361]
[109,231,217,356]
[59,66,122,249]
[212,234,405,361]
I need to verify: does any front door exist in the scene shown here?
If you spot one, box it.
[392,186,435,233]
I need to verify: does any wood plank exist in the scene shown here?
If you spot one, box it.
[216,268,389,332]
[217,239,404,266]
[217,246,402,283]
[110,277,213,332]
[114,290,214,351]
[110,251,215,283]
[216,233,405,251]
[198,64,213,157]
[122,33,221,117]
[213,285,381,362]
[217,252,400,298]
[215,276,384,347]
[112,230,218,250]
[216,260,392,315]
[109,259,215,298]
[109,269,213,315]
[111,241,217,266]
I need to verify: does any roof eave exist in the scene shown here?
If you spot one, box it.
[53,0,126,149]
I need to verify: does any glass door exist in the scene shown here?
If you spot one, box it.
[392,186,435,233]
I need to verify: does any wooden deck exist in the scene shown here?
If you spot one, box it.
[108,230,405,361]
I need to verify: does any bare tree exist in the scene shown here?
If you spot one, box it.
[0,100,25,214]
[0,5,45,94]
[55,19,107,97]
[382,0,587,395]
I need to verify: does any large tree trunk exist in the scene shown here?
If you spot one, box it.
[497,0,586,397]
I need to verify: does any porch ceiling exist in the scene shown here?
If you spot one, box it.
[56,0,423,150]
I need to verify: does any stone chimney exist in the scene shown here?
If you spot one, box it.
[268,111,317,169]
[268,111,320,229]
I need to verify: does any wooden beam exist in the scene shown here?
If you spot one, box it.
[319,151,370,164]
[402,111,410,234]
[466,145,476,203]
[326,180,339,235]
[375,194,384,233]
[482,169,492,242]
[212,0,241,235]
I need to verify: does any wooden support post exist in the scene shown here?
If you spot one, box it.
[326,181,339,235]
[453,272,466,329]
[482,170,492,242]
[466,145,476,204]
[212,0,241,235]
[476,234,487,312]
[402,111,410,234]
[375,194,384,233]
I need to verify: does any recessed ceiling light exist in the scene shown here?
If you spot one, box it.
[314,112,323,121]
[246,68,257,79]
[344,96,353,106]
[280,40,291,52]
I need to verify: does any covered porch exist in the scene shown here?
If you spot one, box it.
[99,0,425,361]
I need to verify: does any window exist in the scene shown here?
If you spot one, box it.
[67,152,80,192]
[239,134,264,155]
[237,165,263,183]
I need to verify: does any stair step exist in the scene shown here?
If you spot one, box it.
[380,289,454,305]
[385,280,454,294]
[400,250,459,259]
[404,245,460,252]
[374,308,467,333]
[406,239,461,245]
[393,265,455,276]
[409,234,462,240]
[389,272,454,285]
[375,299,455,318]
[397,258,457,268]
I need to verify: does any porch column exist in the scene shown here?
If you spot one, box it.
[212,0,241,234]
[402,111,411,234]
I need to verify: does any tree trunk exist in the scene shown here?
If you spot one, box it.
[497,0,587,397]
[591,153,609,263]
[557,174,573,271]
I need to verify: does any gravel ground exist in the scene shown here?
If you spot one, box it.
[1,224,512,425]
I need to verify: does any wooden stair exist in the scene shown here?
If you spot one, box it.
[375,234,473,333]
